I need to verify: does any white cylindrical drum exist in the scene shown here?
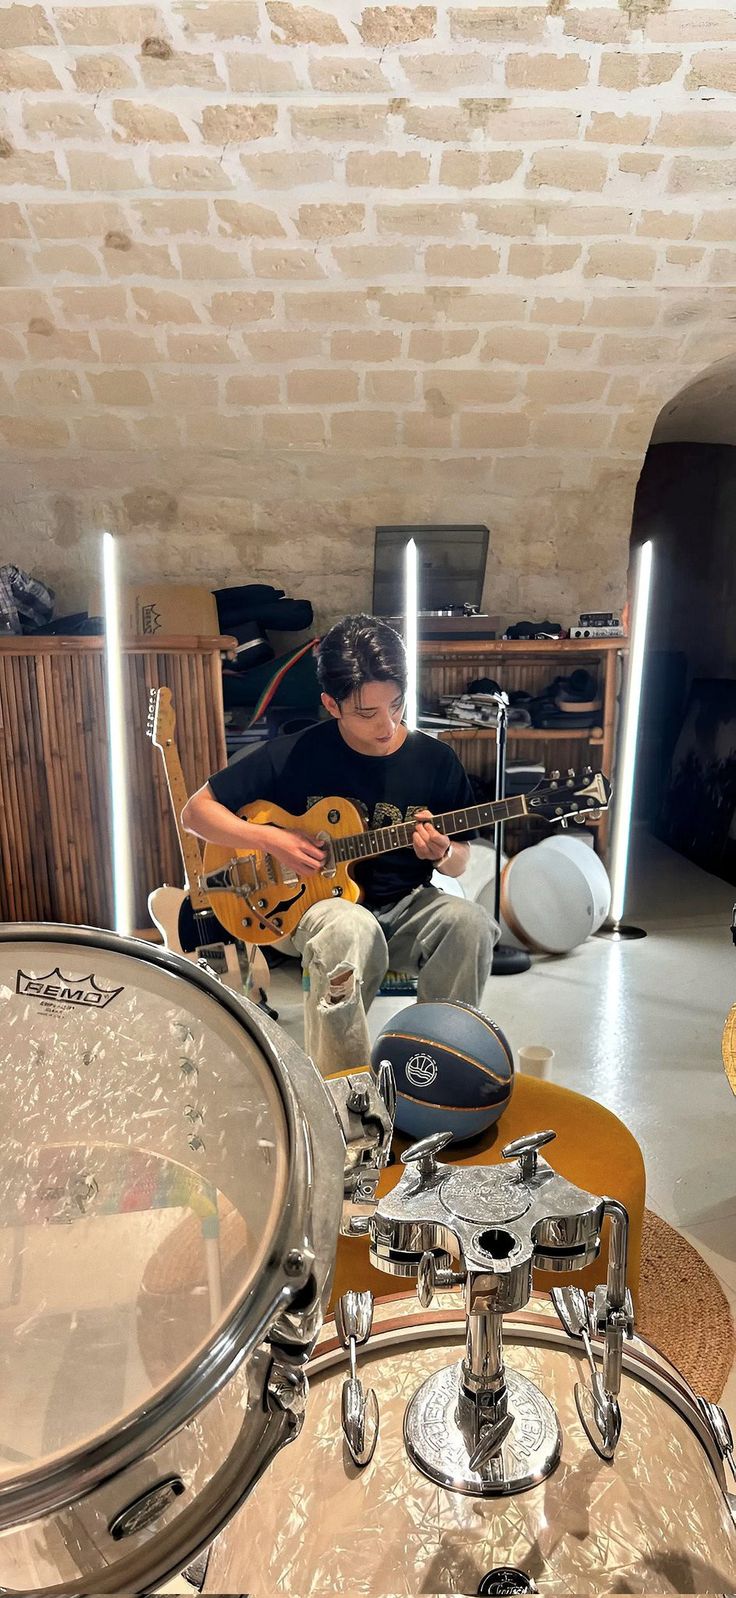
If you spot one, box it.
[205,1293,736,1596]
[539,833,612,933]
[500,845,596,954]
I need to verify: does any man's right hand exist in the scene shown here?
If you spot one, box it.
[262,827,326,877]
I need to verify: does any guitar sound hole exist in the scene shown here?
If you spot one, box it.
[328,809,340,824]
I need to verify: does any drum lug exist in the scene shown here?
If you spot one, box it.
[267,1357,309,1428]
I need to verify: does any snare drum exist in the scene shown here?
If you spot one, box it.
[206,1293,736,1596]
[0,924,345,1595]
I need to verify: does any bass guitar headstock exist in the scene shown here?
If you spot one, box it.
[525,768,612,826]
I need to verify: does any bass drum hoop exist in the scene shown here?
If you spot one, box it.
[0,923,309,1533]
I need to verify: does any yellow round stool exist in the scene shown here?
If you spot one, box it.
[329,1071,645,1313]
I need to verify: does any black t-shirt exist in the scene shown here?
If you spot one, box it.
[208,720,476,910]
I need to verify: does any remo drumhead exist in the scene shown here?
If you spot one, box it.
[538,833,612,933]
[500,845,597,955]
[0,924,344,1595]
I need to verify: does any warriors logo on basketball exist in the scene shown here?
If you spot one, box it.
[405,1052,438,1087]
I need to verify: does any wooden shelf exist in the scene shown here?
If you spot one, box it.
[420,635,620,861]
[0,634,236,654]
[437,727,603,743]
[419,638,627,659]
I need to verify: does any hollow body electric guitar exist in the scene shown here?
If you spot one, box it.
[201,769,611,946]
[147,687,270,1002]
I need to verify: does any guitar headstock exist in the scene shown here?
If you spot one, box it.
[146,685,175,749]
[526,768,612,826]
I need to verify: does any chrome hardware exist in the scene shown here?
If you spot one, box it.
[335,1292,379,1467]
[180,1546,212,1591]
[401,1130,453,1183]
[267,1359,309,1421]
[501,1129,556,1182]
[468,1410,515,1470]
[696,1395,736,1491]
[328,1066,395,1238]
[417,1248,466,1308]
[551,1286,621,1460]
[370,1127,618,1494]
[346,1081,370,1116]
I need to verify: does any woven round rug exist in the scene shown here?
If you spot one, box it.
[637,1208,736,1400]
[722,1002,736,1096]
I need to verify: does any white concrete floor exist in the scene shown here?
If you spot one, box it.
[267,829,736,1426]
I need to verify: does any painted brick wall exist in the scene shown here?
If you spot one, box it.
[1,0,735,626]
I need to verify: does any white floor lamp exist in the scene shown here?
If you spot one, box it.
[598,539,654,941]
[102,531,133,937]
[404,537,418,732]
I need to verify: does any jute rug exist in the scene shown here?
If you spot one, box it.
[637,1208,736,1400]
[722,1001,736,1096]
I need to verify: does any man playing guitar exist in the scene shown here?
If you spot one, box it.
[182,614,497,1075]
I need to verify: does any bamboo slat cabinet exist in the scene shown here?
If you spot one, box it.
[0,635,231,933]
[419,637,627,859]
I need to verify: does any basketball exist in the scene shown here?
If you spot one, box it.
[371,1000,514,1144]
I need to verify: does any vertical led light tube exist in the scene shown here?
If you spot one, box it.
[102,531,133,936]
[608,538,654,928]
[404,537,418,732]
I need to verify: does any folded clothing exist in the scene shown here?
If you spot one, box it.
[439,694,531,728]
[215,583,314,634]
[529,669,601,729]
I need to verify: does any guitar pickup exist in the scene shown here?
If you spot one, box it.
[316,831,336,878]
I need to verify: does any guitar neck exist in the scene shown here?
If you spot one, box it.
[334,795,528,865]
[157,739,209,910]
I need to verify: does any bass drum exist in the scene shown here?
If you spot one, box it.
[500,845,596,955]
[0,924,344,1596]
[205,1293,736,1596]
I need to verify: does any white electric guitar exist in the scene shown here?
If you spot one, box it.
[146,687,271,1005]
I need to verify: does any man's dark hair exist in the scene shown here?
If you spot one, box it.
[316,614,407,705]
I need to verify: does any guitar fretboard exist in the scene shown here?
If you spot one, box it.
[332,796,527,864]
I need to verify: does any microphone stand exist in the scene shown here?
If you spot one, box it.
[490,692,531,977]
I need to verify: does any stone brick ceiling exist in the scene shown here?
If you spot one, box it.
[1,0,735,623]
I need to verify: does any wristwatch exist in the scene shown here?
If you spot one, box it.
[441,842,454,866]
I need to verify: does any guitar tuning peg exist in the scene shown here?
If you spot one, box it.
[567,768,576,779]
[550,769,560,782]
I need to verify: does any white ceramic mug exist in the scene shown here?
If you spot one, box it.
[517,1045,555,1078]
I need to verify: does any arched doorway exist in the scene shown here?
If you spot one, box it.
[631,358,736,885]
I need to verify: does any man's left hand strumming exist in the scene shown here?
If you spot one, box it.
[412,810,470,879]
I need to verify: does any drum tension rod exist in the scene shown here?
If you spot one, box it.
[335,1291,379,1467]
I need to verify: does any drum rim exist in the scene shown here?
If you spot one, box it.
[0,922,310,1527]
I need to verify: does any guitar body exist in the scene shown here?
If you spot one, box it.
[147,884,271,1001]
[199,772,613,948]
[202,797,365,945]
